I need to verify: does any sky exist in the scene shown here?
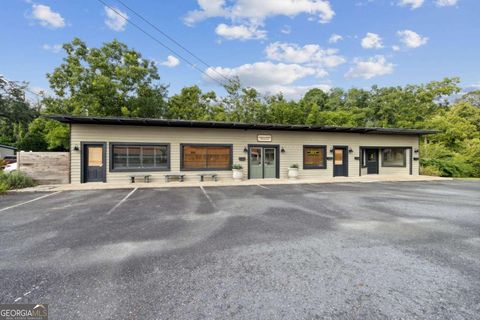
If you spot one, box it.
[0,0,479,100]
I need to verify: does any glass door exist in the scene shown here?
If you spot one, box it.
[249,147,263,179]
[263,148,276,178]
[248,146,278,179]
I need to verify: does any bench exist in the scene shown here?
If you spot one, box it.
[197,173,218,182]
[129,175,151,183]
[165,174,185,182]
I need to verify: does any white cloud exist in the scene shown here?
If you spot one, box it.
[205,61,322,88]
[184,0,335,31]
[435,0,458,6]
[328,34,343,44]
[42,44,62,53]
[398,0,424,9]
[281,25,292,34]
[260,84,332,99]
[31,4,65,29]
[345,55,394,79]
[104,6,127,31]
[397,30,428,48]
[215,23,266,40]
[265,42,346,68]
[361,32,383,49]
[159,55,180,68]
[392,45,401,51]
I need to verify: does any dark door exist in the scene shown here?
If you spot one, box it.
[83,144,105,182]
[366,149,379,174]
[333,146,348,177]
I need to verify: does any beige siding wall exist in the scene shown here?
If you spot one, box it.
[70,124,419,184]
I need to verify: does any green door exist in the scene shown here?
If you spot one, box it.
[264,148,276,178]
[249,146,277,179]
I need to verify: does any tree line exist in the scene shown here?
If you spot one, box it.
[1,38,479,177]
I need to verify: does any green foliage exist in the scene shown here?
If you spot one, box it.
[45,38,168,118]
[0,171,36,190]
[0,37,477,178]
[420,165,441,176]
[0,181,8,194]
[232,164,243,170]
[290,164,299,169]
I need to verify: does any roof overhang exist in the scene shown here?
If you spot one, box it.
[45,115,439,136]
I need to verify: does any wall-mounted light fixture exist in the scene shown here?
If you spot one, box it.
[281,147,286,153]
[243,147,248,153]
[414,148,419,153]
[348,148,353,153]
[73,145,79,151]
[329,148,333,153]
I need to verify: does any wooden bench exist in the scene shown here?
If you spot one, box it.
[165,174,185,182]
[197,173,218,182]
[129,175,151,183]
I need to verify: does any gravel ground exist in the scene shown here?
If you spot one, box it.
[0,180,479,319]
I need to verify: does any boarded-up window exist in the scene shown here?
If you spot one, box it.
[182,145,231,170]
[303,146,326,169]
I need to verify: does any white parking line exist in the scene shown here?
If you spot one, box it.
[200,186,217,209]
[0,191,61,213]
[106,188,137,215]
[257,184,271,190]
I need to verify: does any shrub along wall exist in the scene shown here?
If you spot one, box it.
[17,151,70,184]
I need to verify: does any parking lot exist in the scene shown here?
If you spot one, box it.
[0,180,479,319]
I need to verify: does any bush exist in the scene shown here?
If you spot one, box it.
[232,164,243,170]
[420,165,441,176]
[420,158,475,177]
[0,171,36,190]
[0,181,8,194]
[290,164,299,169]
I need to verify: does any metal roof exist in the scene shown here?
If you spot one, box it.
[46,115,439,136]
[0,144,17,150]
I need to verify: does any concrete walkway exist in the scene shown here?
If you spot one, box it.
[13,175,451,192]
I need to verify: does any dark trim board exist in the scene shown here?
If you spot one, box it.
[47,115,439,136]
[247,144,280,179]
[180,143,233,171]
[108,142,171,172]
[80,142,107,183]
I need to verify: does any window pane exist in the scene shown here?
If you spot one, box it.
[207,147,230,169]
[334,149,343,165]
[88,147,103,166]
[382,148,405,166]
[113,146,127,168]
[154,146,168,167]
[142,147,155,168]
[128,147,141,168]
[183,146,207,169]
[304,147,324,168]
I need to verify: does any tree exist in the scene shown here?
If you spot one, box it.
[0,77,38,145]
[45,38,168,118]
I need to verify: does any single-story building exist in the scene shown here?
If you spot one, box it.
[48,115,437,184]
[0,144,16,159]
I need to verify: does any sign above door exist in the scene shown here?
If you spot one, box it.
[257,134,272,142]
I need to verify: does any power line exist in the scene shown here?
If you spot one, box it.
[95,0,227,87]
[112,0,231,83]
[0,75,43,99]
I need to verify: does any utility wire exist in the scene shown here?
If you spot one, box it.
[112,0,231,83]
[95,0,227,87]
[0,75,43,99]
